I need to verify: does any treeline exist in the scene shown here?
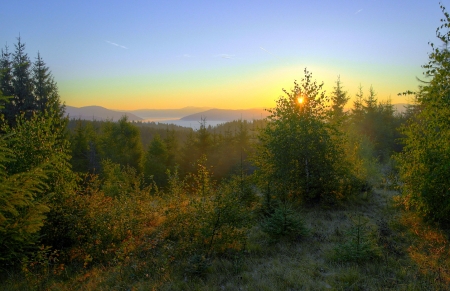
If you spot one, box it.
[1,4,449,287]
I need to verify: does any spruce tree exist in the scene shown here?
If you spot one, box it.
[254,69,356,205]
[330,75,350,124]
[396,4,450,227]
[12,37,34,119]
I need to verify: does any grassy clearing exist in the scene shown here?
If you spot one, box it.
[1,188,449,290]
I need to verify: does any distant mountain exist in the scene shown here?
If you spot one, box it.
[180,108,270,122]
[127,107,212,120]
[65,106,143,121]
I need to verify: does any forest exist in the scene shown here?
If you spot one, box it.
[0,5,449,291]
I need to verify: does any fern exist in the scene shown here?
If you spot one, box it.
[0,135,51,265]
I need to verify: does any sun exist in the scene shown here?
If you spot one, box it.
[297,96,304,104]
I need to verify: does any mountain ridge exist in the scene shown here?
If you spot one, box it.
[65,103,411,123]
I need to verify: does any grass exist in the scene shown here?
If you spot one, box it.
[1,188,449,290]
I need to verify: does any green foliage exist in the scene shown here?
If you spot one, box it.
[98,116,144,172]
[396,4,450,227]
[333,215,381,263]
[143,133,169,187]
[261,204,308,242]
[161,158,251,276]
[57,168,156,267]
[69,120,100,173]
[349,84,402,161]
[0,134,51,266]
[0,37,64,127]
[101,159,146,197]
[254,69,358,205]
[329,75,350,124]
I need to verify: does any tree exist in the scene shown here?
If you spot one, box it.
[143,133,169,187]
[1,38,65,127]
[0,45,14,98]
[396,4,450,227]
[254,69,356,205]
[11,37,34,119]
[98,116,144,172]
[70,120,100,173]
[351,84,365,129]
[0,90,57,265]
[32,52,63,116]
[330,75,350,124]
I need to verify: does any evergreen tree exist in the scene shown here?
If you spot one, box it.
[254,69,356,205]
[98,116,144,172]
[396,4,450,227]
[330,75,350,124]
[32,52,62,115]
[70,120,100,173]
[164,127,179,170]
[0,45,14,98]
[143,133,169,187]
[1,38,64,127]
[351,84,365,124]
[363,85,378,114]
[11,37,34,119]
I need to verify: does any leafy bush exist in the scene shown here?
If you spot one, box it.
[160,158,251,276]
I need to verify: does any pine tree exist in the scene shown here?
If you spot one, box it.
[396,4,450,227]
[32,52,62,115]
[12,37,34,119]
[363,85,377,114]
[98,116,144,172]
[254,69,355,205]
[1,38,64,127]
[0,45,14,97]
[351,84,365,124]
[143,133,169,186]
[330,75,350,124]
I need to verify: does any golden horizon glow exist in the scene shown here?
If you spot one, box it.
[58,62,420,110]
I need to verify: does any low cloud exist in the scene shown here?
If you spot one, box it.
[106,40,128,49]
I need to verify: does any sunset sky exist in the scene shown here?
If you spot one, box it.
[1,1,447,110]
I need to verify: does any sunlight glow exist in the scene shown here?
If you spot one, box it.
[297,96,304,104]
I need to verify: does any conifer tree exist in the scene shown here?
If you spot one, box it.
[11,37,34,118]
[98,116,144,172]
[0,38,64,126]
[0,91,52,265]
[254,69,356,205]
[0,46,14,98]
[143,133,169,186]
[330,75,350,124]
[351,84,365,124]
[396,4,450,227]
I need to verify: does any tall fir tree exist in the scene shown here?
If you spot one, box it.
[330,75,350,124]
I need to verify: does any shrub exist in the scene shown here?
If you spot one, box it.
[261,204,308,242]
[333,215,381,263]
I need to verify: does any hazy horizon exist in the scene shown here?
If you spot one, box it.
[3,1,446,110]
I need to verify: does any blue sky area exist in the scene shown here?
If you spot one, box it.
[1,0,447,109]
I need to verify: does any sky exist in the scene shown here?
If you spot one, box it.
[1,0,448,110]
